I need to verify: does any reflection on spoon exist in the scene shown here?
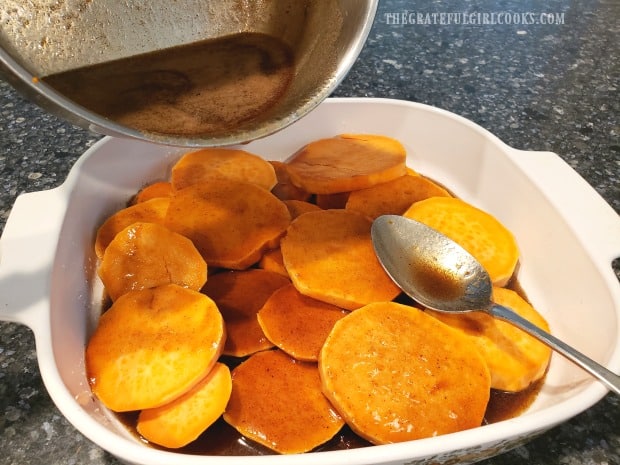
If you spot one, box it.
[371,214,620,396]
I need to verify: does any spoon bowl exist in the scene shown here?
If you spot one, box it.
[371,214,620,396]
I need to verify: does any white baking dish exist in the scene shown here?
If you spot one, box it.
[1,98,619,465]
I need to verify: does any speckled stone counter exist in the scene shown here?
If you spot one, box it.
[1,0,618,464]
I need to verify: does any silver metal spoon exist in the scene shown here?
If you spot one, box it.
[371,214,620,396]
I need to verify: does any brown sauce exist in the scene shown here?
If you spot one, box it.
[484,380,544,425]
[484,275,544,423]
[117,411,371,455]
[42,32,295,136]
[411,259,465,302]
[116,338,543,456]
[117,374,543,455]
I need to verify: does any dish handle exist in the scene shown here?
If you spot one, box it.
[510,149,620,264]
[0,188,65,332]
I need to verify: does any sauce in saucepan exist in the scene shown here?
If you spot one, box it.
[43,33,295,136]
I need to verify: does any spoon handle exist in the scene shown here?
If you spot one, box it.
[488,304,620,396]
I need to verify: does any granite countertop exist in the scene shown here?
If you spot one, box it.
[1,0,618,464]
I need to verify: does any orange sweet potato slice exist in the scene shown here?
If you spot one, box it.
[319,301,491,444]
[283,199,321,219]
[404,197,519,286]
[280,209,401,310]
[165,179,291,269]
[98,222,207,301]
[223,349,344,454]
[256,201,321,278]
[270,160,311,201]
[315,192,350,210]
[255,201,320,277]
[137,362,232,448]
[426,287,552,392]
[258,284,349,362]
[85,284,225,412]
[285,134,407,194]
[346,173,451,220]
[171,148,277,191]
[202,269,290,357]
[94,197,170,259]
[258,248,288,277]
[132,181,173,204]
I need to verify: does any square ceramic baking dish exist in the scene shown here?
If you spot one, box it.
[1,98,619,465]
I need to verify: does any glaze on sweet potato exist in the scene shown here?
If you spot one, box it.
[315,192,350,210]
[202,269,290,357]
[258,283,349,361]
[98,222,207,301]
[164,179,291,269]
[94,197,170,259]
[319,301,491,444]
[224,350,344,454]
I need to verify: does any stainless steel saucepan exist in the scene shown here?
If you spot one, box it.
[0,0,377,146]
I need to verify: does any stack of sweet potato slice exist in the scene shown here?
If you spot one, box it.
[85,133,551,453]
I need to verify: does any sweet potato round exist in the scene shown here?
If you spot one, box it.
[319,301,491,444]
[165,179,291,269]
[137,362,232,448]
[285,134,407,194]
[95,197,170,259]
[404,197,519,286]
[98,222,207,301]
[280,209,400,310]
[426,287,552,392]
[171,148,277,191]
[346,173,451,219]
[258,283,349,361]
[85,284,225,412]
[132,181,173,204]
[270,160,311,201]
[224,350,344,454]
